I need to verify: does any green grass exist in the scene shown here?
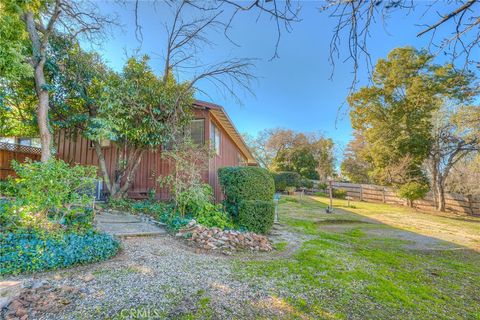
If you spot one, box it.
[236,196,480,319]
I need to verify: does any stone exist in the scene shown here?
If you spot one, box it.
[15,306,28,317]
[0,297,11,309]
[83,274,95,282]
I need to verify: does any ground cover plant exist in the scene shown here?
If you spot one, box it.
[1,231,119,275]
[235,195,480,319]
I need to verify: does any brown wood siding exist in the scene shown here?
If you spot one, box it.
[0,144,41,179]
[208,115,242,201]
[54,109,238,201]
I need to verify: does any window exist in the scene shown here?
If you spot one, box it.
[89,139,111,148]
[163,119,205,150]
[237,152,247,166]
[17,138,32,146]
[210,122,221,155]
[189,119,205,146]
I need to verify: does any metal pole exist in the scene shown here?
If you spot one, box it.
[329,180,333,212]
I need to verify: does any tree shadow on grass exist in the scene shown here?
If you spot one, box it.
[306,196,480,253]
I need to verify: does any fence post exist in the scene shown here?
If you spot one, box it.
[360,185,363,201]
[382,188,386,203]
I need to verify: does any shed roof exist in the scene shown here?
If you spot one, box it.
[193,100,257,166]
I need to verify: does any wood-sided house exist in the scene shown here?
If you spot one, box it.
[0,100,257,201]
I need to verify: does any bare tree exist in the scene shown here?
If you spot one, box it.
[132,0,301,60]
[446,154,480,214]
[17,0,115,161]
[426,105,480,212]
[159,1,256,105]
[322,0,480,86]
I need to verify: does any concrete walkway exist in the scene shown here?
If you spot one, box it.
[95,212,167,238]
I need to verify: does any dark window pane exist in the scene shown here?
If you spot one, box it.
[190,119,205,145]
[210,122,221,155]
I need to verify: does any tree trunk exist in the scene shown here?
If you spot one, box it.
[114,150,145,199]
[436,180,446,212]
[24,11,53,162]
[94,143,145,199]
[36,77,52,161]
[94,142,115,195]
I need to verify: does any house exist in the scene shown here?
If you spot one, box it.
[0,100,257,201]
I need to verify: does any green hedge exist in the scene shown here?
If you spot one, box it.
[218,167,275,217]
[333,188,348,199]
[238,200,275,234]
[273,171,301,192]
[0,231,120,275]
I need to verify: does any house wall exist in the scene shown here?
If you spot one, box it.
[207,114,244,201]
[55,108,245,202]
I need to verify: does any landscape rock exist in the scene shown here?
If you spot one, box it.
[2,282,80,319]
[175,222,273,254]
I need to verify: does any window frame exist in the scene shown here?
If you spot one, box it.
[210,122,221,156]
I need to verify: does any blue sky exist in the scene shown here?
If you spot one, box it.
[93,1,467,154]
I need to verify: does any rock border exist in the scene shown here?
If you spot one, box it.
[175,220,273,255]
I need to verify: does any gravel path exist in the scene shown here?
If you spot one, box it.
[5,231,301,320]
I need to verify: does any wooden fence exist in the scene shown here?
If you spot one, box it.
[0,142,41,179]
[331,181,480,216]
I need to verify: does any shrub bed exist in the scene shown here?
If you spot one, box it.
[0,230,120,275]
[238,200,275,234]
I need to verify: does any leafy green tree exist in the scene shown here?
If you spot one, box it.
[48,42,194,198]
[310,135,335,181]
[349,47,474,187]
[426,105,479,211]
[274,146,319,180]
[340,132,372,183]
[0,0,113,161]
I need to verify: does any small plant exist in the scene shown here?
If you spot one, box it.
[333,188,348,199]
[397,182,429,207]
[300,178,314,189]
[158,138,213,218]
[314,191,328,197]
[317,182,328,190]
[195,203,233,229]
[286,186,296,195]
[5,159,97,233]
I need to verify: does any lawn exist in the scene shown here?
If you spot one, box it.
[236,195,480,320]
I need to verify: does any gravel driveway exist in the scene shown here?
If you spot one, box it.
[4,228,301,320]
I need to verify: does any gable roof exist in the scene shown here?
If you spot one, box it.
[193,100,257,166]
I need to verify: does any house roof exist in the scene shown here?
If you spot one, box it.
[193,100,257,166]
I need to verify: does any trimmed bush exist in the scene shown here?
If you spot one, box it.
[218,167,275,217]
[300,178,314,189]
[238,200,275,234]
[0,230,120,275]
[273,171,301,192]
[332,188,348,199]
